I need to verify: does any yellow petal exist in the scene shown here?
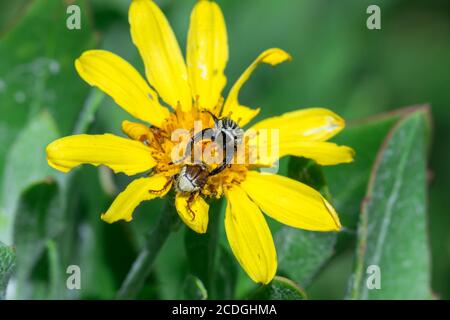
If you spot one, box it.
[251,108,345,142]
[225,186,277,284]
[129,0,192,111]
[46,134,155,175]
[248,132,354,166]
[75,50,169,127]
[101,175,171,223]
[187,0,228,111]
[175,193,209,234]
[222,48,292,126]
[241,171,341,231]
[279,141,355,165]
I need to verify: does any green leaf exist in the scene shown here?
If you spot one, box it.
[13,180,64,298]
[324,106,428,231]
[0,111,60,242]
[0,0,95,136]
[298,107,429,299]
[279,107,419,291]
[349,109,432,299]
[275,228,336,287]
[182,275,208,300]
[0,241,15,299]
[0,0,95,243]
[248,276,307,300]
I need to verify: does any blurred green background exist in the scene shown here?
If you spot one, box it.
[0,0,449,300]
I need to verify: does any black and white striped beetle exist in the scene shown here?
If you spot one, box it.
[174,111,244,175]
[149,163,210,219]
[174,163,209,193]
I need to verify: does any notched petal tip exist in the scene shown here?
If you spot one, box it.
[44,134,156,176]
[46,140,73,173]
[46,159,72,173]
[101,175,170,224]
[100,212,132,224]
[242,171,343,232]
[222,48,291,126]
[335,145,356,164]
[261,48,292,66]
[346,146,356,162]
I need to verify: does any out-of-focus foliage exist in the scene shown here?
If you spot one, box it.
[0,241,15,299]
[0,0,448,300]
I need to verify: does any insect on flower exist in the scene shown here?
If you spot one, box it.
[149,162,215,219]
[173,163,210,219]
[173,110,245,176]
[46,0,355,284]
[175,163,209,194]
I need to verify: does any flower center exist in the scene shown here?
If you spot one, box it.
[137,104,248,198]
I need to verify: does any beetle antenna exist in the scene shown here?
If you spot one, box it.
[200,109,219,123]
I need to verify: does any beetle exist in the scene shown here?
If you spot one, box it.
[174,163,209,193]
[173,111,244,175]
[148,163,211,220]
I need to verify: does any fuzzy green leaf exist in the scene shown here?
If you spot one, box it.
[349,109,432,299]
[324,106,427,231]
[275,228,336,287]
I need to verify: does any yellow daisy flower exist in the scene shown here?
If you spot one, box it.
[46,0,354,284]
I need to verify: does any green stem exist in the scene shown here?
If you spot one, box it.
[116,199,179,299]
[73,90,105,134]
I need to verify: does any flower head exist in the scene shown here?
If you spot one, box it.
[46,0,354,284]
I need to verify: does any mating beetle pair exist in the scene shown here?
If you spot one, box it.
[151,112,244,216]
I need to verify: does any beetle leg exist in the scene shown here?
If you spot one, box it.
[171,128,215,164]
[148,176,174,194]
[210,137,235,176]
[186,192,198,221]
